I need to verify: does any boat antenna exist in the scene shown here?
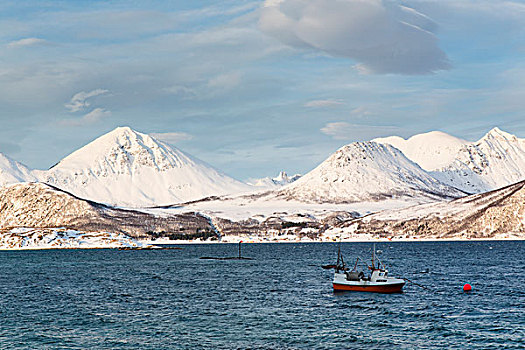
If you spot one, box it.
[376,255,386,270]
[353,257,359,271]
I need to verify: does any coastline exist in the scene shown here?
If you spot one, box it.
[0,231,522,250]
[1,237,523,251]
[139,235,524,245]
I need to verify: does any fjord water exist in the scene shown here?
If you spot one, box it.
[1,242,523,349]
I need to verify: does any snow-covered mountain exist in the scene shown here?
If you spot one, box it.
[277,141,466,204]
[0,153,36,186]
[33,127,251,207]
[375,127,525,193]
[248,171,301,188]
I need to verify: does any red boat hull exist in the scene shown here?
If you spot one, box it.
[333,282,404,293]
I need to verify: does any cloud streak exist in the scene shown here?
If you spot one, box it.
[304,99,344,108]
[260,0,450,74]
[60,108,111,127]
[65,89,109,113]
[62,88,111,126]
[151,132,193,144]
[207,71,242,91]
[321,122,400,140]
[7,37,48,48]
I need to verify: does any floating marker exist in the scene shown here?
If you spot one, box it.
[463,283,472,292]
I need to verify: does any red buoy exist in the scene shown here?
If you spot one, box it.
[463,283,472,292]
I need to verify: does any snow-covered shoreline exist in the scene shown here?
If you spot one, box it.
[139,235,524,245]
[0,227,149,250]
[0,233,521,250]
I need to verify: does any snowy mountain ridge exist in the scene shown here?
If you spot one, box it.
[2,126,525,208]
[375,127,525,193]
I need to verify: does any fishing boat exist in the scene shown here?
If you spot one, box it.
[332,243,405,293]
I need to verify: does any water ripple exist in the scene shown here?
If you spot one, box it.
[0,241,523,349]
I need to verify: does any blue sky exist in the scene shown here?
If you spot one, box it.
[1,0,524,180]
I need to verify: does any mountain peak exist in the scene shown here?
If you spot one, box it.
[482,127,516,141]
[0,153,36,186]
[374,130,468,171]
[106,126,148,141]
[114,125,134,133]
[275,171,288,182]
[247,170,301,188]
[50,126,192,172]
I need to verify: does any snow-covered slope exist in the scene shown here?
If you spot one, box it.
[335,179,525,240]
[373,131,469,171]
[0,153,36,186]
[0,182,102,229]
[248,171,301,188]
[277,141,466,204]
[0,182,212,237]
[33,127,251,207]
[432,128,525,193]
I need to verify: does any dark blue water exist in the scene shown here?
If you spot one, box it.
[0,242,524,349]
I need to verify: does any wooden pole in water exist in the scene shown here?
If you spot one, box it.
[238,241,242,258]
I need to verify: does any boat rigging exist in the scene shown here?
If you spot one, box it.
[332,243,405,293]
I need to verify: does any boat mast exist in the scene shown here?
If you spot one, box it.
[372,243,376,270]
[336,241,341,267]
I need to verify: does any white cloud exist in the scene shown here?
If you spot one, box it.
[321,122,400,140]
[162,85,197,99]
[260,0,450,74]
[350,106,373,118]
[150,132,193,144]
[207,71,242,91]
[7,37,48,48]
[65,89,109,113]
[304,99,344,108]
[83,108,111,123]
[60,108,111,126]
